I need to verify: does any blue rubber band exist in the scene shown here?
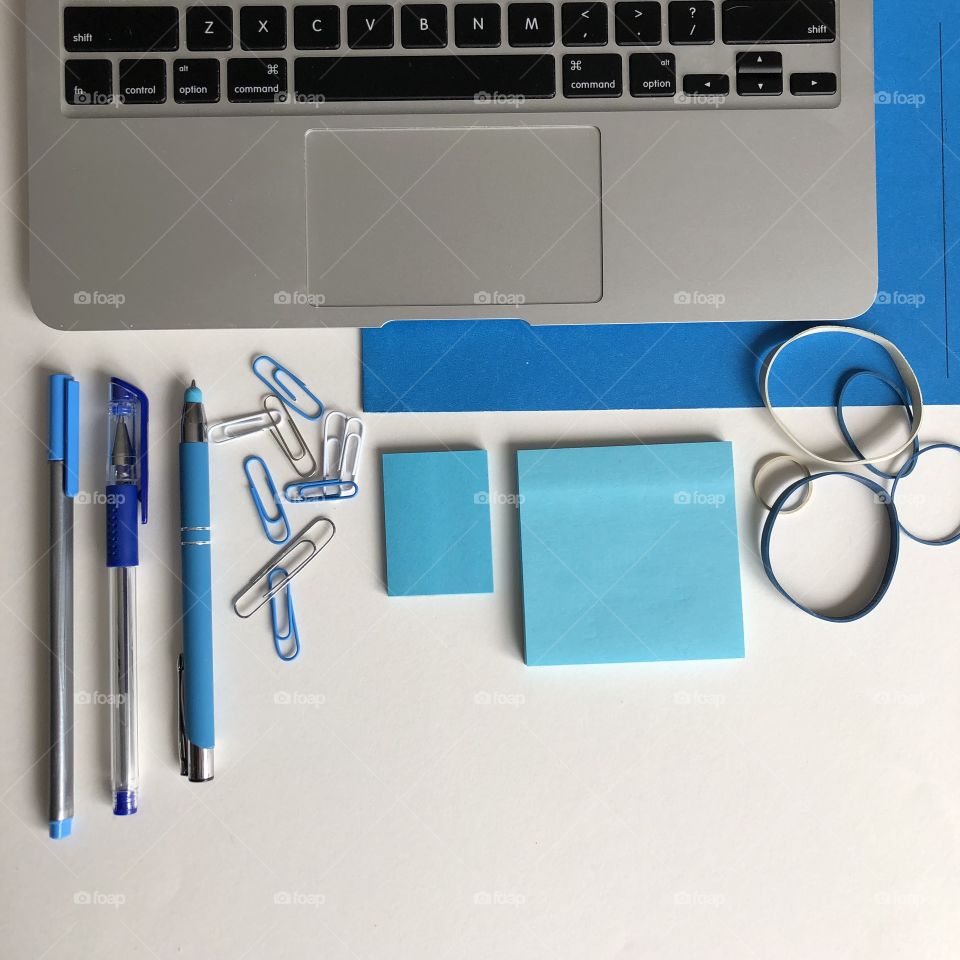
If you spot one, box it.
[836,370,919,481]
[890,443,960,546]
[760,471,901,623]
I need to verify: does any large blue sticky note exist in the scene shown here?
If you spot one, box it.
[517,442,744,666]
[362,0,960,412]
[382,450,494,596]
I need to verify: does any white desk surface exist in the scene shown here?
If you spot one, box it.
[2,18,960,960]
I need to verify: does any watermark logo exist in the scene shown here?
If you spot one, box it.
[474,491,524,506]
[674,891,726,907]
[74,890,125,908]
[674,290,726,309]
[875,290,925,308]
[273,690,325,707]
[75,490,124,506]
[875,91,926,108]
[674,691,726,707]
[474,691,525,708]
[474,290,526,306]
[273,891,325,907]
[673,490,726,508]
[74,290,125,309]
[274,290,326,307]
[872,691,925,707]
[474,91,526,108]
[76,691,126,706]
[473,890,525,907]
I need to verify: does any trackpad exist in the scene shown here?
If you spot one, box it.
[305,126,602,307]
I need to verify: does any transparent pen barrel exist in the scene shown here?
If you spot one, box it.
[109,566,139,810]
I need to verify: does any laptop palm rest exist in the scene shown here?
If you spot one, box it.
[305,126,602,308]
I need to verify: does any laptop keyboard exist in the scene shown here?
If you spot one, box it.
[61,2,840,113]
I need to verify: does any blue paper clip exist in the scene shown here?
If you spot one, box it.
[284,478,359,503]
[267,567,300,661]
[243,455,291,544]
[252,354,324,421]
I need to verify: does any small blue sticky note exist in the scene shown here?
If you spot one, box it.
[382,450,494,596]
[517,442,744,666]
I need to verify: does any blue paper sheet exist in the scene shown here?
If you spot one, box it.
[362,0,960,411]
[382,450,494,596]
[517,442,744,666]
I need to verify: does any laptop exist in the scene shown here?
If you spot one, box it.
[27,0,877,329]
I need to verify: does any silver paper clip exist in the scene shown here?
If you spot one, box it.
[233,517,336,618]
[263,394,318,479]
[207,408,282,444]
[268,567,300,661]
[322,411,365,497]
[284,478,359,503]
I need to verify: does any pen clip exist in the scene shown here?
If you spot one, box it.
[110,377,150,523]
[177,654,187,776]
[48,374,80,498]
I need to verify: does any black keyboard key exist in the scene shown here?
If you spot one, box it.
[737,72,781,95]
[294,54,555,100]
[240,5,287,49]
[668,1,714,44]
[683,72,728,95]
[186,6,233,50]
[402,5,448,47]
[173,58,221,102]
[614,2,661,45]
[508,4,555,46]
[228,58,288,100]
[629,51,675,96]
[668,0,717,46]
[736,50,781,73]
[64,6,178,52]
[119,59,166,103]
[64,59,112,105]
[562,53,621,96]
[790,71,836,95]
[455,4,501,47]
[294,5,341,48]
[348,4,395,47]
[561,3,608,45]
[722,0,835,44]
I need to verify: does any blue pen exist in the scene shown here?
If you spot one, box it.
[106,378,148,815]
[178,381,215,782]
[48,374,79,839]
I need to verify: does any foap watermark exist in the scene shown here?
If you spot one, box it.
[875,891,924,907]
[872,690,925,707]
[475,91,526,108]
[674,290,726,309]
[473,890,525,907]
[75,490,125,507]
[674,891,726,907]
[76,691,126,706]
[74,290,125,309]
[875,290,925,308]
[275,290,326,307]
[74,890,125,908]
[673,490,726,508]
[273,891,325,907]
[474,290,526,306]
[875,90,926,108]
[674,691,726,707]
[474,690,525,707]
[474,491,525,506]
[274,690,325,708]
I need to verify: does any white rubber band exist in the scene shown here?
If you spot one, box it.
[760,326,924,467]
[753,455,812,514]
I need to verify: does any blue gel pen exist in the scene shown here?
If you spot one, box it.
[178,381,215,782]
[106,378,148,815]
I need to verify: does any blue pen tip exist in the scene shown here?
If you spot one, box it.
[184,380,202,404]
[49,817,73,839]
[113,790,138,816]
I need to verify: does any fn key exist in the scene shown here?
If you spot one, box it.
[562,54,622,97]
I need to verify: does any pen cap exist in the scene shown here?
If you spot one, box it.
[108,378,149,522]
[48,374,80,498]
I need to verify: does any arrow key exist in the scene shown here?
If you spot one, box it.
[736,51,782,74]
[737,72,782,96]
[790,72,837,96]
[682,73,729,96]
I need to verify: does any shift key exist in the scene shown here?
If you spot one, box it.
[721,0,835,44]
[64,6,179,51]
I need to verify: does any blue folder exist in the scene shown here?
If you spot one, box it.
[362,0,960,412]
